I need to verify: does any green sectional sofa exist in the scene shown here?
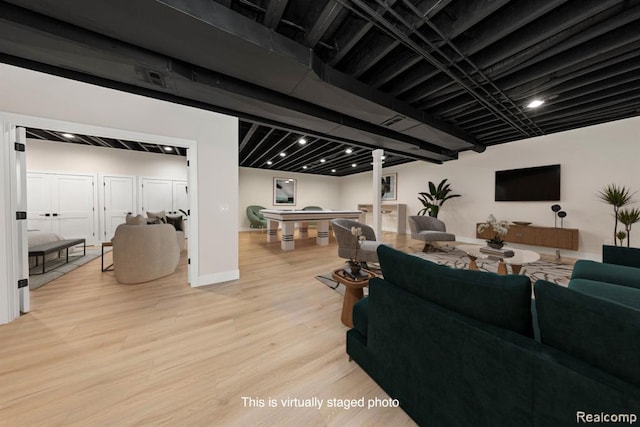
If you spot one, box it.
[347,246,640,426]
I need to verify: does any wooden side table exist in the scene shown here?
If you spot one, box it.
[332,267,377,327]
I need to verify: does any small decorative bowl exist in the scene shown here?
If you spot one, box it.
[512,221,532,226]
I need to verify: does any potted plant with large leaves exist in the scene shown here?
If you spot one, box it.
[417,179,461,218]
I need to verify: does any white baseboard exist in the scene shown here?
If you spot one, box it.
[192,270,240,287]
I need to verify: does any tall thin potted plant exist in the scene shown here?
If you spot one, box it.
[598,184,634,246]
[617,208,640,248]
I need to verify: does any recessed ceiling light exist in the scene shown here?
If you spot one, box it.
[279,152,286,157]
[267,161,273,165]
[527,99,545,108]
[302,165,308,170]
[345,148,353,154]
[298,138,307,145]
[331,169,336,173]
[61,133,75,139]
[163,146,173,152]
[320,159,326,163]
[352,163,357,167]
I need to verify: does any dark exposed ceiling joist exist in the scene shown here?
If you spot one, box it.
[306,0,342,48]
[431,0,510,40]
[351,0,539,141]
[239,123,259,153]
[476,0,622,74]
[449,0,568,59]
[328,0,398,67]
[410,4,640,108]
[533,88,640,123]
[263,0,288,29]
[365,48,421,89]
[496,4,640,81]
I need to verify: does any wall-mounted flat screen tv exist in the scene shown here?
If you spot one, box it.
[495,164,561,201]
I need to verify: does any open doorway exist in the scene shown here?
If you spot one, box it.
[2,118,198,323]
[24,127,191,293]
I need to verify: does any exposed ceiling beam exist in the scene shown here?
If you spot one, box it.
[328,0,398,67]
[239,122,259,153]
[306,0,342,48]
[431,0,510,40]
[447,0,568,58]
[263,0,288,29]
[479,0,626,77]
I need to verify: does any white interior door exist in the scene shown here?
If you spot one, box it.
[103,175,135,241]
[53,174,96,245]
[26,172,53,233]
[141,178,173,214]
[172,180,188,214]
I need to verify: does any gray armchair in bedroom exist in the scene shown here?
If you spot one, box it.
[331,218,390,265]
[408,215,456,252]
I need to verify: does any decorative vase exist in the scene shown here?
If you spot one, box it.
[487,241,504,250]
[347,264,361,277]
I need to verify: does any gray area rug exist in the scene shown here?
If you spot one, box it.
[315,248,572,294]
[29,247,103,290]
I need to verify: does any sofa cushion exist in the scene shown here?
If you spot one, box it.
[352,296,369,337]
[569,278,640,310]
[377,245,533,337]
[535,280,640,387]
[571,259,640,290]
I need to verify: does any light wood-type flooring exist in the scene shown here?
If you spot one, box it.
[0,230,417,426]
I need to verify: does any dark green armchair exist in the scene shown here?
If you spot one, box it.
[246,205,267,229]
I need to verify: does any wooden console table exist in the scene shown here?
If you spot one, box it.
[476,223,579,250]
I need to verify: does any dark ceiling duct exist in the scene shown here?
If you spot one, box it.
[0,0,482,161]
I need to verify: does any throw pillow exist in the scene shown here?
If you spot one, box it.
[165,214,184,231]
[147,210,167,223]
[125,214,146,225]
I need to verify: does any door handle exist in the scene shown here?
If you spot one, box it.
[52,213,59,217]
[45,213,51,217]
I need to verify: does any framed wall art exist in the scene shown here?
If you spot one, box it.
[273,177,297,206]
[381,173,397,201]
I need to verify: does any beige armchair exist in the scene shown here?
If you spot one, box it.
[408,215,456,252]
[331,218,390,264]
[112,223,180,284]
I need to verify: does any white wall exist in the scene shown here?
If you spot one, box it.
[239,167,341,228]
[0,62,238,326]
[26,138,188,180]
[341,116,640,260]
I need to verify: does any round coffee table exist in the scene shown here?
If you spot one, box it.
[332,267,377,327]
[456,244,540,275]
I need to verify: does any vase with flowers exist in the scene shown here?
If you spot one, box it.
[477,214,510,249]
[345,226,366,277]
